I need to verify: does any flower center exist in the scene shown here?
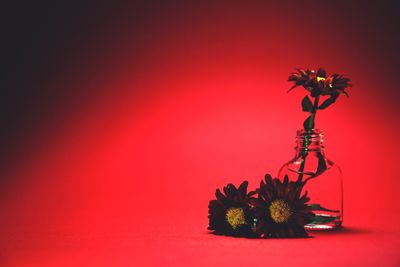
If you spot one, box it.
[317,76,326,82]
[225,207,246,230]
[269,200,292,223]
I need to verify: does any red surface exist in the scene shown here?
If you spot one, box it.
[1,2,399,266]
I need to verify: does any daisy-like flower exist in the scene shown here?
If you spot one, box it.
[251,174,314,238]
[288,67,351,99]
[208,181,256,237]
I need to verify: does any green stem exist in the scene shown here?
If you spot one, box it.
[311,95,320,126]
[297,96,320,183]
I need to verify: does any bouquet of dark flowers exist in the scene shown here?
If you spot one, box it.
[208,68,351,238]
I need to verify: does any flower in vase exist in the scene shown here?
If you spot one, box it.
[208,181,256,237]
[251,174,314,238]
[288,67,351,112]
[288,67,351,98]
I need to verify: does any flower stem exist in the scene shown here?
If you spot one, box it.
[297,96,320,183]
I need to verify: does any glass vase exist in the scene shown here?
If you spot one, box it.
[278,129,343,230]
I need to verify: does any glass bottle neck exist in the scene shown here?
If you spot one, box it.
[295,129,326,155]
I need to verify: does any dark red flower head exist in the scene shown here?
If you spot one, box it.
[208,181,256,237]
[288,67,351,98]
[250,174,314,238]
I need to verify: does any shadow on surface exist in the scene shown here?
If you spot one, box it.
[311,226,372,236]
[207,231,314,239]
[206,226,372,239]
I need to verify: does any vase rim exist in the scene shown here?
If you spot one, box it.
[296,128,324,134]
[295,129,324,144]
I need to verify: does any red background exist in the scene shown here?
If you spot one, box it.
[1,1,399,266]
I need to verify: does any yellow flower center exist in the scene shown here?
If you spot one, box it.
[317,76,326,82]
[269,200,292,223]
[225,207,246,230]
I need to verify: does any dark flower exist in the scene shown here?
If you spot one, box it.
[288,68,351,98]
[208,181,256,237]
[251,174,314,238]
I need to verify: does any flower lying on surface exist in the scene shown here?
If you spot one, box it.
[208,175,314,238]
[250,174,314,238]
[208,181,256,237]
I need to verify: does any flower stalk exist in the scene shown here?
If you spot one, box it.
[287,68,351,182]
[297,95,319,183]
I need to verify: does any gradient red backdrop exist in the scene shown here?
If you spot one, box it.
[1,1,399,266]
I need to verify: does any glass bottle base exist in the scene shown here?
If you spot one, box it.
[305,211,342,230]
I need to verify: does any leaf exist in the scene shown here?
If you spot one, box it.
[305,152,328,183]
[315,151,327,176]
[309,215,337,224]
[303,115,314,130]
[318,97,336,109]
[309,204,339,213]
[301,95,313,112]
